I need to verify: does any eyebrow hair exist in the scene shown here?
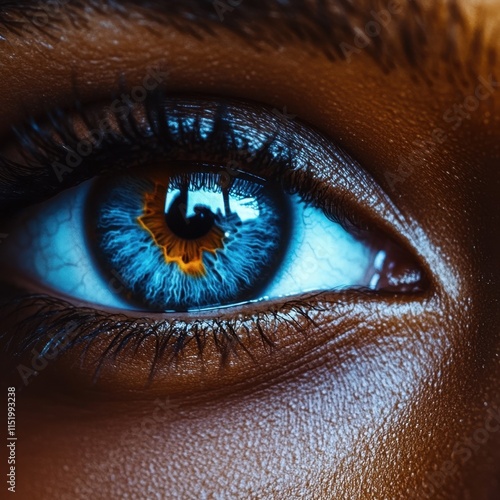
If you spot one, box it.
[0,0,496,84]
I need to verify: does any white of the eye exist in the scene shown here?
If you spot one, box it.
[6,181,130,308]
[5,183,375,310]
[263,196,373,299]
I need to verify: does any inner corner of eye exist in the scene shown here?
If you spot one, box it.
[1,163,425,313]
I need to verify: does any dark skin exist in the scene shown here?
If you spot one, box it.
[0,0,499,498]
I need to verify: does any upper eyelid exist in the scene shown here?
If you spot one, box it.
[0,93,430,279]
[0,0,495,83]
[0,94,391,217]
[0,94,366,249]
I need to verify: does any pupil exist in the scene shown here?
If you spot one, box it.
[165,192,215,240]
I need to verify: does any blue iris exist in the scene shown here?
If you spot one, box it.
[89,171,290,311]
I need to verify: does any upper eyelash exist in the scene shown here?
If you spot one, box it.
[0,90,365,233]
[0,92,238,197]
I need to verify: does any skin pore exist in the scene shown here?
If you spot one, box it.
[0,0,499,498]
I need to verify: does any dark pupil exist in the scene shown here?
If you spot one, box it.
[165,191,216,240]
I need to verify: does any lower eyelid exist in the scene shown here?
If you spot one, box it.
[0,287,417,398]
[0,291,315,392]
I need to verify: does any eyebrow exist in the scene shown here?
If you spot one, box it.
[0,0,496,83]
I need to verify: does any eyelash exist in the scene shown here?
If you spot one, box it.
[0,291,331,383]
[0,89,365,232]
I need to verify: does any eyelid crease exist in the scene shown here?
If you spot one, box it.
[0,0,494,84]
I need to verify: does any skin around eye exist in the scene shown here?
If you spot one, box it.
[0,95,429,396]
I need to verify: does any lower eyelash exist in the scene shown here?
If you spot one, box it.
[0,293,323,384]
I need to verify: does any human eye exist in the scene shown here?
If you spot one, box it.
[0,86,428,392]
[0,94,424,314]
[3,0,500,498]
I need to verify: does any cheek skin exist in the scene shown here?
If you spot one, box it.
[1,9,499,500]
[13,311,434,498]
[14,301,499,498]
